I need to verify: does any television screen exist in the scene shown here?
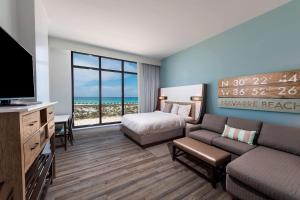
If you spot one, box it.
[0,27,35,100]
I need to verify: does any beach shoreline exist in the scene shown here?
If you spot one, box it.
[74,103,138,126]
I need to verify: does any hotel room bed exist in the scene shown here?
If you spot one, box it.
[121,84,207,147]
[121,111,186,147]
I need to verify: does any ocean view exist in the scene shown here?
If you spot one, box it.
[74,97,139,126]
[72,53,139,126]
[74,97,138,105]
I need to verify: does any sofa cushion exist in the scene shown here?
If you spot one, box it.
[227,117,262,133]
[258,123,300,156]
[222,124,256,145]
[212,137,256,155]
[227,117,262,144]
[188,129,220,145]
[227,146,300,200]
[201,114,227,133]
[226,175,269,200]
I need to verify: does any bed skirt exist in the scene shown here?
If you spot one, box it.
[121,125,185,148]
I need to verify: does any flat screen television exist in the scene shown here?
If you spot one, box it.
[0,27,35,105]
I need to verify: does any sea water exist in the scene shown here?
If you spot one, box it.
[74,97,138,105]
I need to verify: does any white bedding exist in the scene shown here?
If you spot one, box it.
[122,111,186,135]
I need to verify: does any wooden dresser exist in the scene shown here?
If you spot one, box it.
[0,102,56,200]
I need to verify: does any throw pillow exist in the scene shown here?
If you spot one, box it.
[160,103,165,111]
[222,124,256,145]
[177,104,192,118]
[163,103,173,113]
[171,104,180,114]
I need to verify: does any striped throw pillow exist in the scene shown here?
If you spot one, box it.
[222,125,256,145]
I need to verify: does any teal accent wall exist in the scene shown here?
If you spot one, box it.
[160,1,300,127]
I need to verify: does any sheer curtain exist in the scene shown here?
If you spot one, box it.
[138,63,160,113]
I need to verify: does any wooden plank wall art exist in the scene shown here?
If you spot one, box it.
[218,70,300,113]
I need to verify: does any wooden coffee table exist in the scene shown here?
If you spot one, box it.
[172,137,231,188]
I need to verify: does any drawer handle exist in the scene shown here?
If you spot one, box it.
[28,121,38,126]
[48,112,53,115]
[30,142,39,150]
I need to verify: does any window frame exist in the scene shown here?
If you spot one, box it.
[71,51,138,128]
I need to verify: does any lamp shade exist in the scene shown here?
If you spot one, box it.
[159,96,167,100]
[190,96,202,101]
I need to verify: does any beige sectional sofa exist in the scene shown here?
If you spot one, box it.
[186,114,300,200]
[186,114,261,159]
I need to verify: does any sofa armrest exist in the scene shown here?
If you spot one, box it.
[185,124,202,136]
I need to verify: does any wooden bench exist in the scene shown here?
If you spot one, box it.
[172,137,231,188]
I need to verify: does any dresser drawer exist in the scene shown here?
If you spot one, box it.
[0,182,14,200]
[24,132,41,172]
[47,107,54,121]
[39,127,47,147]
[22,112,41,140]
[47,120,55,138]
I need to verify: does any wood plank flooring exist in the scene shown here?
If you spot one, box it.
[46,128,230,200]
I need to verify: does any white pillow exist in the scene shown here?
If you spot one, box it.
[177,104,191,118]
[170,104,179,114]
[160,103,165,111]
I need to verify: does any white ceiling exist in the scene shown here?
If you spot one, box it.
[43,0,289,60]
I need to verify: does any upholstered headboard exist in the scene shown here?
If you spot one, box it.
[159,84,207,124]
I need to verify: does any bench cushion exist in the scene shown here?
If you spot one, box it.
[258,123,300,156]
[227,146,300,200]
[188,129,220,145]
[201,114,227,134]
[173,137,230,167]
[212,137,256,155]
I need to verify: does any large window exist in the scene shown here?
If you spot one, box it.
[72,52,138,127]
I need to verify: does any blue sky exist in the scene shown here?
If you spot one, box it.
[73,53,138,98]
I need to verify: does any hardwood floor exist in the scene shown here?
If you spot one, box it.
[46,128,230,200]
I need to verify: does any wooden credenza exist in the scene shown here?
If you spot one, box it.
[0,102,56,200]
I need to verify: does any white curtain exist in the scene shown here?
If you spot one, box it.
[138,63,160,113]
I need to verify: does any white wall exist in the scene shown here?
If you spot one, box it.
[0,0,36,55]
[35,0,50,101]
[16,0,36,56]
[49,37,161,114]
[49,37,161,66]
[49,48,72,114]
[0,0,50,102]
[0,0,18,39]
